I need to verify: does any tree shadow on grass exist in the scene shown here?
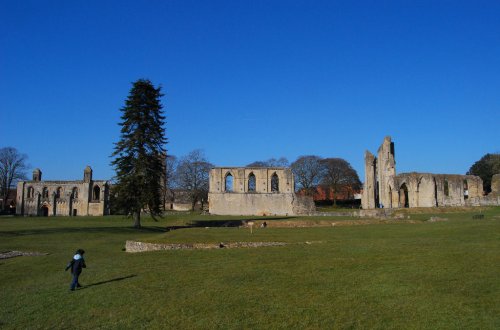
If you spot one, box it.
[166,216,297,231]
[1,216,298,236]
[0,226,168,237]
[79,274,137,290]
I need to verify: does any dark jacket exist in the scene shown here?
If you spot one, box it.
[65,253,86,275]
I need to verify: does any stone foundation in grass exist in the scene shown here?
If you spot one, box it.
[125,240,288,252]
[0,251,48,259]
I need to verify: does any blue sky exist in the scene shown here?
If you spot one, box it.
[1,1,499,181]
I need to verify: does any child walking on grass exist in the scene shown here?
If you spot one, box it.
[65,249,86,291]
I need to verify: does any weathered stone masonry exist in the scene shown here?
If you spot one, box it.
[362,136,498,209]
[208,167,315,216]
[16,166,110,216]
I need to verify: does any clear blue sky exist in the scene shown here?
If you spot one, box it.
[1,1,499,181]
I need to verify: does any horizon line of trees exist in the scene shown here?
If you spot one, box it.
[3,143,499,215]
[165,153,362,208]
[2,144,499,214]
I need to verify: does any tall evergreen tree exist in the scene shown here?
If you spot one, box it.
[111,79,167,228]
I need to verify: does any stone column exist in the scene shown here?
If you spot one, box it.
[362,151,376,209]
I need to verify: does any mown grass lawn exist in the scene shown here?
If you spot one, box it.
[1,208,499,329]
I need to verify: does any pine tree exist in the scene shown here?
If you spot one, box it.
[111,79,167,228]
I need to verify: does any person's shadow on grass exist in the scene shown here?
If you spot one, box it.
[79,274,137,290]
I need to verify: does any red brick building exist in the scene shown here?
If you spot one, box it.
[297,185,361,202]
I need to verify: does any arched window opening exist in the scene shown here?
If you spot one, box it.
[248,173,256,192]
[271,173,279,192]
[463,180,468,199]
[56,187,62,199]
[42,187,49,198]
[72,187,78,199]
[444,180,449,197]
[400,183,409,208]
[225,173,234,192]
[27,187,34,198]
[93,185,101,201]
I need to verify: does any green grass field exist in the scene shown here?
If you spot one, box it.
[1,208,499,329]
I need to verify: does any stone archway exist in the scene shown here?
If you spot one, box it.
[400,183,409,208]
[41,205,49,217]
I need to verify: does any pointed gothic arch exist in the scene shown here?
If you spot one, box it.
[56,187,63,199]
[400,183,409,208]
[248,173,256,192]
[225,172,234,192]
[93,185,101,201]
[271,173,279,192]
[27,186,34,198]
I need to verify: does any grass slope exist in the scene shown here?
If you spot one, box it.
[0,208,499,329]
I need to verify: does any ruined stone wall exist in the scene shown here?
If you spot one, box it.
[164,189,203,211]
[209,167,294,194]
[361,136,493,209]
[491,174,500,196]
[16,167,109,216]
[209,167,314,215]
[376,136,396,209]
[414,175,437,207]
[472,195,500,206]
[394,174,483,208]
[466,175,484,198]
[395,173,435,208]
[292,195,316,215]
[362,151,376,209]
[209,193,290,216]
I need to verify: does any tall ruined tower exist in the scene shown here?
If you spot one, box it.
[361,151,376,209]
[376,136,396,208]
[362,136,396,209]
[32,168,42,181]
[84,166,93,183]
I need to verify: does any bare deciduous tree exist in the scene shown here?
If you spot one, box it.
[0,147,29,210]
[291,155,324,195]
[175,150,213,210]
[321,158,361,205]
[163,154,178,209]
[165,155,178,190]
[246,157,289,167]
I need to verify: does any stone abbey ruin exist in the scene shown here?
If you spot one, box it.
[362,136,500,209]
[16,166,110,216]
[208,167,315,216]
[12,136,499,217]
